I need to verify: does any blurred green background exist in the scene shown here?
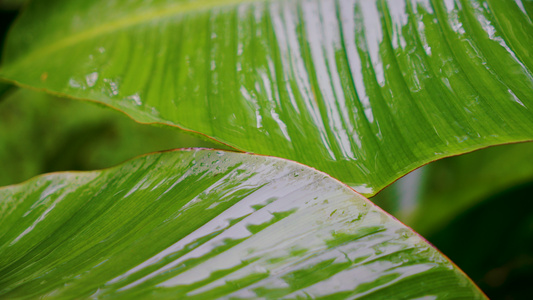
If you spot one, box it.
[1,2,532,299]
[0,88,229,186]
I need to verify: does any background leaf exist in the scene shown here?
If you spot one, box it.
[1,0,532,195]
[0,150,485,299]
[0,3,16,98]
[0,82,11,99]
[428,181,533,299]
[0,0,27,11]
[373,141,533,235]
[0,89,226,186]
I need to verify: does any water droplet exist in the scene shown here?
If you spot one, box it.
[103,78,119,96]
[127,93,142,105]
[69,78,82,89]
[85,72,98,87]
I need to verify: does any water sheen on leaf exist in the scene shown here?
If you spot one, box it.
[1,0,532,195]
[0,150,484,299]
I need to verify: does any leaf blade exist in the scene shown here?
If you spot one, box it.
[0,150,485,299]
[1,0,532,194]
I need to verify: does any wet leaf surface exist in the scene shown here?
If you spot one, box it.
[2,0,532,194]
[0,150,485,299]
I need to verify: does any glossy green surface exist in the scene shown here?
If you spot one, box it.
[0,150,484,299]
[0,89,224,187]
[1,0,532,194]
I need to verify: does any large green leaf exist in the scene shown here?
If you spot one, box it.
[1,0,533,194]
[0,150,484,299]
[0,89,225,187]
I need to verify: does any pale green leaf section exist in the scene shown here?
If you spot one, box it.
[0,150,484,299]
[1,0,533,195]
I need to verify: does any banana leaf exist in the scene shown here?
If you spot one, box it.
[1,0,532,195]
[0,149,485,299]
